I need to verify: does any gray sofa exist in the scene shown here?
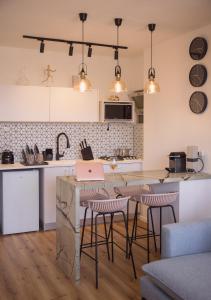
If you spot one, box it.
[141,218,211,300]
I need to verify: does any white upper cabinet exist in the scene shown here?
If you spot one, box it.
[0,85,99,122]
[0,85,50,122]
[50,87,99,122]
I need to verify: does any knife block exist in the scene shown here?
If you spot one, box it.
[81,146,94,160]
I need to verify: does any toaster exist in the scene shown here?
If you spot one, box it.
[1,150,14,164]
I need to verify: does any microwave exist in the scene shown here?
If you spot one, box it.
[100,101,134,122]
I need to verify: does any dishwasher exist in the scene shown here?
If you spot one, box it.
[0,170,39,234]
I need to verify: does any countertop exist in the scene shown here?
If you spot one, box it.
[0,158,143,171]
[57,169,211,190]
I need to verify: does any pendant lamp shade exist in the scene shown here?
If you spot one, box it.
[75,64,92,92]
[144,23,160,94]
[111,65,127,93]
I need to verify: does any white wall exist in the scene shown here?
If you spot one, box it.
[144,23,211,172]
[0,46,144,102]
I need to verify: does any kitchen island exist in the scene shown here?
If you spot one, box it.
[0,158,143,232]
[56,170,211,281]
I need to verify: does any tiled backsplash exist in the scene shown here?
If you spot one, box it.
[134,123,143,158]
[0,122,143,162]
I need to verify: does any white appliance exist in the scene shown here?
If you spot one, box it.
[1,170,39,234]
[100,101,134,122]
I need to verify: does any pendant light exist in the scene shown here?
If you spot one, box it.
[76,13,92,92]
[110,18,127,93]
[144,23,160,94]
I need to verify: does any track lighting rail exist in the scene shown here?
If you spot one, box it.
[22,35,128,50]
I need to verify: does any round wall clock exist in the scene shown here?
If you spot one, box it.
[189,37,208,60]
[189,91,208,114]
[189,64,207,87]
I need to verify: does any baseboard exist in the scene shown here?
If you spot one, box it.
[40,221,56,231]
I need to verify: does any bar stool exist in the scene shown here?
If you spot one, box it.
[131,192,178,262]
[80,189,110,256]
[113,185,157,254]
[80,196,137,288]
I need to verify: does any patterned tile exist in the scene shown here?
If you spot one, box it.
[0,122,143,161]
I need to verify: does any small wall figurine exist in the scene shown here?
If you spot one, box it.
[41,65,56,86]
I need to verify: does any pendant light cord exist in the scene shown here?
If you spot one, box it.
[150,30,152,69]
[82,20,84,66]
[117,25,119,65]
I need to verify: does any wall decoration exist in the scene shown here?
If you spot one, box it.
[41,65,56,86]
[189,91,208,114]
[189,64,207,87]
[189,37,208,60]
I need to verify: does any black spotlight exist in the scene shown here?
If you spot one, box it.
[69,43,73,56]
[40,40,45,53]
[88,45,92,57]
[114,48,118,60]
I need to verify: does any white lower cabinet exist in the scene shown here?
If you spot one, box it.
[103,162,142,173]
[1,170,39,235]
[40,166,73,230]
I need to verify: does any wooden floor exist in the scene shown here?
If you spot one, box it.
[0,221,160,300]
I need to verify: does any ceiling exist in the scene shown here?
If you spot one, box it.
[0,0,211,56]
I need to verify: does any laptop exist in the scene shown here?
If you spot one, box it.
[75,161,105,181]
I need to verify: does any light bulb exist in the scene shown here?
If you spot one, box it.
[111,78,127,93]
[79,79,87,92]
[114,81,122,93]
[144,79,160,94]
[76,76,92,92]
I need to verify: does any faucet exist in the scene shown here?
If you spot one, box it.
[56,132,70,160]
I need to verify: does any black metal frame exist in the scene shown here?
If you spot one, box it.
[113,196,157,257]
[80,207,137,289]
[23,35,128,51]
[130,203,177,263]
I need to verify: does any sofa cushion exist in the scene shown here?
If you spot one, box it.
[143,252,211,300]
[141,276,173,300]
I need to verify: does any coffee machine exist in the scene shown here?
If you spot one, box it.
[167,152,187,173]
[186,146,204,172]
